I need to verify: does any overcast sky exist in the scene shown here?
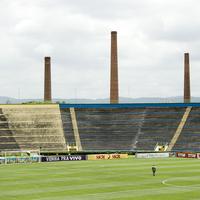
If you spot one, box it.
[0,0,200,99]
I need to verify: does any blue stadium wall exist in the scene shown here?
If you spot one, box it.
[60,102,200,108]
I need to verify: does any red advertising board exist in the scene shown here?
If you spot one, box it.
[176,152,198,159]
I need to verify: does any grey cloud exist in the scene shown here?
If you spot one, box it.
[1,0,200,99]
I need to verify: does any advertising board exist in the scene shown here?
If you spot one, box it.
[176,152,198,159]
[87,154,128,160]
[135,152,169,158]
[41,155,87,162]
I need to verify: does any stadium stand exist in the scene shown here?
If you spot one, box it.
[136,107,186,150]
[60,103,200,152]
[173,107,200,152]
[74,107,187,151]
[0,108,19,150]
[60,108,76,146]
[0,105,66,151]
[75,108,146,150]
[60,104,193,151]
[1,103,200,152]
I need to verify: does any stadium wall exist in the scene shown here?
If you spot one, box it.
[59,103,200,108]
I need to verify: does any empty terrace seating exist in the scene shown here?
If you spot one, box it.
[60,104,200,152]
[173,107,200,152]
[75,108,149,151]
[60,108,76,146]
[0,105,66,151]
[136,107,185,150]
[0,109,19,150]
[73,107,186,151]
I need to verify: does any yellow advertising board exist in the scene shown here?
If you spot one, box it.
[87,154,128,160]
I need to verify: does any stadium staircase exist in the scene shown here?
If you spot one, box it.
[69,108,82,151]
[167,107,192,151]
[60,108,76,147]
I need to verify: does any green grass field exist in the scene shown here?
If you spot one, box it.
[0,157,200,200]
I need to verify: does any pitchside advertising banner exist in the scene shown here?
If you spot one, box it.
[41,155,87,162]
[40,154,128,162]
[176,152,200,159]
[0,156,40,164]
[135,153,170,158]
[87,154,128,160]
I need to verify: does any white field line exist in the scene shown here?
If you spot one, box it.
[162,176,200,188]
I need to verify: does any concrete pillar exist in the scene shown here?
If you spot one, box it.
[44,57,52,102]
[184,53,190,103]
[110,31,119,104]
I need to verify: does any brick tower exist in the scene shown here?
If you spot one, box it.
[184,53,190,103]
[44,57,52,102]
[110,31,119,104]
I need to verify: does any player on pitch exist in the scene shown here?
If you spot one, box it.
[152,165,157,176]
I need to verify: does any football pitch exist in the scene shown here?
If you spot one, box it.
[0,157,200,200]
